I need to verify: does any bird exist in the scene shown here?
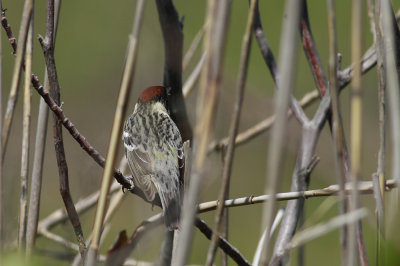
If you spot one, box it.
[122,86,184,230]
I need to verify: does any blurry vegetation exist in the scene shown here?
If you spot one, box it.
[0,0,400,265]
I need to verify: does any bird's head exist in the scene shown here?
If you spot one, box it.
[138,86,172,106]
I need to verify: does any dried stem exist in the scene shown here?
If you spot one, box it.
[87,0,145,264]
[369,1,386,265]
[18,16,33,250]
[382,0,400,244]
[198,179,397,212]
[2,0,33,161]
[174,1,232,265]
[0,1,3,253]
[327,0,348,263]
[206,0,257,264]
[26,0,61,255]
[348,0,364,265]
[260,0,302,264]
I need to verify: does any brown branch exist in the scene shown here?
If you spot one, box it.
[39,0,85,257]
[30,77,159,206]
[0,5,152,202]
[196,218,251,266]
[0,10,17,54]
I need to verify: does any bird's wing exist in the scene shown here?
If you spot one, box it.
[151,113,184,229]
[123,128,157,202]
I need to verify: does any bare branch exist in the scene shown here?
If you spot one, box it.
[39,0,86,257]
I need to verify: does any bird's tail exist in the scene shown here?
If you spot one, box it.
[163,196,181,231]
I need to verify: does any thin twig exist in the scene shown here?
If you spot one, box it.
[206,1,257,264]
[198,179,396,213]
[18,15,33,250]
[87,1,145,264]
[1,1,33,160]
[210,89,319,153]
[195,218,251,266]
[183,51,206,99]
[26,0,61,254]
[183,23,206,71]
[39,0,86,257]
[260,0,302,264]
[30,79,142,192]
[1,3,147,199]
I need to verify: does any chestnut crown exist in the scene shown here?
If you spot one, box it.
[138,86,172,104]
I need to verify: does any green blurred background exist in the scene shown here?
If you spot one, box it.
[1,0,400,265]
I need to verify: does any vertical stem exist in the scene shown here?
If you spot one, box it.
[26,0,60,254]
[205,0,257,264]
[0,0,3,253]
[259,0,302,264]
[26,76,49,253]
[86,1,145,264]
[327,0,348,264]
[2,0,33,161]
[174,1,232,265]
[18,6,33,251]
[381,0,400,245]
[349,0,363,265]
[371,1,386,264]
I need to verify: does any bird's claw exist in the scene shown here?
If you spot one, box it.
[122,176,135,193]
